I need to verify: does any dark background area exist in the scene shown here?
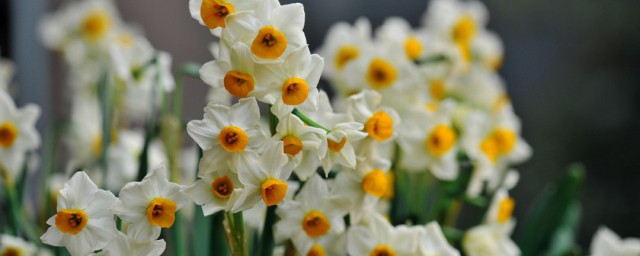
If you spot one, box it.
[3,0,639,248]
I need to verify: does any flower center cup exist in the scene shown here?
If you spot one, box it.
[251,26,288,59]
[201,0,235,29]
[0,122,18,149]
[146,197,178,228]
[425,124,457,157]
[261,179,288,206]
[224,71,255,98]
[212,175,235,199]
[365,111,394,142]
[55,209,88,235]
[327,137,347,152]
[81,10,111,42]
[217,126,249,152]
[302,210,331,238]
[370,244,397,256]
[335,45,359,70]
[362,169,388,197]
[497,196,515,224]
[306,243,327,256]
[281,135,304,156]
[281,78,309,105]
[366,58,397,89]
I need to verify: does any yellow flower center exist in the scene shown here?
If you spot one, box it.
[281,78,309,105]
[201,0,235,29]
[251,26,287,59]
[456,42,473,63]
[116,34,134,48]
[1,246,24,256]
[425,102,439,112]
[90,131,119,157]
[429,79,446,101]
[491,128,517,155]
[365,111,394,142]
[497,196,515,224]
[217,126,249,152]
[302,210,331,238]
[261,179,288,206]
[366,58,398,89]
[452,15,477,44]
[146,197,177,228]
[425,124,457,157]
[382,172,394,200]
[327,137,347,152]
[492,93,510,113]
[307,243,326,256]
[335,45,359,70]
[281,135,303,156]
[370,244,397,256]
[480,136,499,163]
[211,175,234,199]
[224,70,255,98]
[362,169,388,197]
[55,209,88,235]
[81,10,111,42]
[0,122,18,149]
[404,36,423,60]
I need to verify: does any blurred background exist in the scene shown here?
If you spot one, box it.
[1,0,639,248]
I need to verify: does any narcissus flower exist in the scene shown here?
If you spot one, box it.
[0,58,14,91]
[232,141,293,211]
[187,97,267,174]
[590,227,640,256]
[274,174,349,254]
[463,222,520,256]
[346,90,400,143]
[113,164,187,241]
[254,45,324,117]
[224,0,307,62]
[485,188,516,225]
[189,0,260,32]
[182,168,242,216]
[92,231,166,256]
[0,89,41,183]
[418,222,461,256]
[272,113,326,181]
[200,43,258,98]
[41,171,118,256]
[347,213,419,256]
[0,234,37,256]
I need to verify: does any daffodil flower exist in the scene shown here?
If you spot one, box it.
[417,222,461,256]
[590,227,640,256]
[347,213,419,256]
[91,231,166,256]
[346,90,400,144]
[272,113,326,181]
[0,234,37,256]
[463,222,520,256]
[181,168,242,216]
[200,43,259,98]
[41,171,119,256]
[189,0,260,33]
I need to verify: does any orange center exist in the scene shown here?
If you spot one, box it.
[364,111,394,141]
[370,244,396,256]
[201,0,235,29]
[224,71,255,98]
[261,179,288,206]
[307,243,326,256]
[281,135,304,156]
[366,58,397,89]
[327,137,347,152]
[146,198,177,228]
[362,169,388,197]
[55,209,88,235]
[302,210,331,238]
[281,78,309,105]
[0,122,18,149]
[217,126,249,152]
[335,45,359,70]
[211,176,234,199]
[251,26,288,59]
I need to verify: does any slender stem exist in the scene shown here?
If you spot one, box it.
[98,70,111,187]
[444,198,463,227]
[173,211,186,256]
[259,206,277,256]
[224,211,246,256]
[291,109,330,133]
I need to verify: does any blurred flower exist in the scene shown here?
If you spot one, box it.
[0,58,14,92]
[347,213,419,256]
[417,222,460,256]
[463,222,520,256]
[0,234,37,256]
[590,227,640,256]
[91,231,166,256]
[333,158,391,223]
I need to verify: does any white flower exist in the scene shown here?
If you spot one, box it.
[332,158,391,223]
[485,187,516,226]
[463,222,520,256]
[187,97,267,174]
[304,90,367,172]
[224,0,307,62]
[272,113,326,181]
[376,17,429,62]
[346,90,400,143]
[182,168,242,216]
[41,171,118,256]
[92,231,166,256]
[316,18,372,95]
[232,141,293,212]
[254,45,323,118]
[347,213,419,256]
[0,234,37,256]
[242,180,300,232]
[0,89,41,183]
[449,67,508,113]
[418,222,460,256]
[397,100,459,180]
[473,31,504,71]
[0,58,14,91]
[189,0,260,32]
[113,164,188,242]
[200,43,259,98]
[274,174,349,254]
[590,226,640,256]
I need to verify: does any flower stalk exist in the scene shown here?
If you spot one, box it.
[224,211,247,256]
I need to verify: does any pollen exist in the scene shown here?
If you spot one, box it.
[452,15,477,44]
[327,137,347,152]
[497,196,515,224]
[335,45,359,70]
[146,197,177,228]
[362,169,388,197]
[366,58,398,90]
[0,122,18,149]
[281,78,309,105]
[281,135,304,156]
[302,210,331,238]
[365,111,394,142]
[429,79,446,101]
[307,243,326,256]
[224,70,255,98]
[211,175,234,199]
[425,124,457,157]
[55,209,88,235]
[480,136,498,163]
[490,128,517,156]
[201,0,235,29]
[251,26,287,59]
[261,179,288,206]
[404,36,423,61]
[370,244,397,256]
[81,10,111,42]
[218,126,249,152]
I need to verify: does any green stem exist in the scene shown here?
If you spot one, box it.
[259,206,277,256]
[225,211,246,256]
[173,211,186,256]
[291,109,330,133]
[98,70,111,187]
[443,198,463,227]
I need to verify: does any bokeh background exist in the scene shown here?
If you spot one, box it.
[2,0,639,248]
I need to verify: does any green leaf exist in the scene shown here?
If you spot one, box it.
[516,163,585,256]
